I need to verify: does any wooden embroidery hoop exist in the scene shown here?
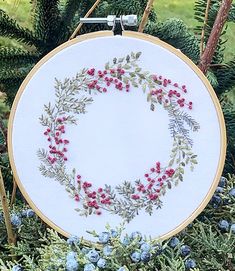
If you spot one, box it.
[1,0,231,247]
[7,30,226,240]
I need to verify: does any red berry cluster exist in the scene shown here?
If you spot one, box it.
[43,116,70,164]
[131,162,175,202]
[86,68,130,92]
[151,74,193,110]
[74,175,112,216]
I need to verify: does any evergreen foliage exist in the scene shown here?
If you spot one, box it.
[0,0,154,104]
[145,19,200,63]
[0,0,235,105]
[0,175,234,270]
[223,108,235,174]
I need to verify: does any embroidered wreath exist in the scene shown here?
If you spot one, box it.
[38,52,200,223]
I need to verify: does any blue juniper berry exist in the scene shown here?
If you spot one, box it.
[21,209,35,218]
[169,237,180,248]
[140,242,151,252]
[97,258,107,268]
[10,214,22,228]
[87,249,100,263]
[110,229,118,238]
[229,188,235,197]
[130,251,141,263]
[218,177,227,187]
[218,220,230,232]
[66,258,78,271]
[84,263,95,271]
[140,251,151,263]
[230,224,235,233]
[12,265,23,271]
[121,236,131,246]
[103,245,113,256]
[130,231,142,241]
[180,245,191,257]
[185,258,196,269]
[98,232,110,244]
[67,235,80,246]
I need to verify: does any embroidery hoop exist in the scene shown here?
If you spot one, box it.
[8,30,226,240]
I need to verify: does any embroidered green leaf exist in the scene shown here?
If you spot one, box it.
[136,52,142,59]
[123,77,129,84]
[129,72,136,78]
[132,81,138,88]
[123,64,131,69]
[168,159,174,167]
[105,62,110,70]
[118,57,124,63]
[150,103,155,111]
[191,159,198,164]
[179,167,184,174]
[147,93,152,102]
[142,84,147,93]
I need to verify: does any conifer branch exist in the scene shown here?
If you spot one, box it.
[0,10,40,47]
[200,0,212,56]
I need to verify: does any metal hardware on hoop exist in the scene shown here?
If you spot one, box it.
[79,15,137,35]
[112,16,124,36]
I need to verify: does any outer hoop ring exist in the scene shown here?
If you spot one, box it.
[8,30,226,240]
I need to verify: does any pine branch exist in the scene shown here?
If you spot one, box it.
[34,0,62,48]
[145,19,200,63]
[223,108,235,174]
[194,0,220,37]
[0,10,41,47]
[0,71,27,104]
[0,69,28,82]
[214,58,235,94]
[209,3,235,23]
[227,3,235,21]
[61,0,80,28]
[206,70,219,88]
[200,0,212,55]
[0,47,39,69]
